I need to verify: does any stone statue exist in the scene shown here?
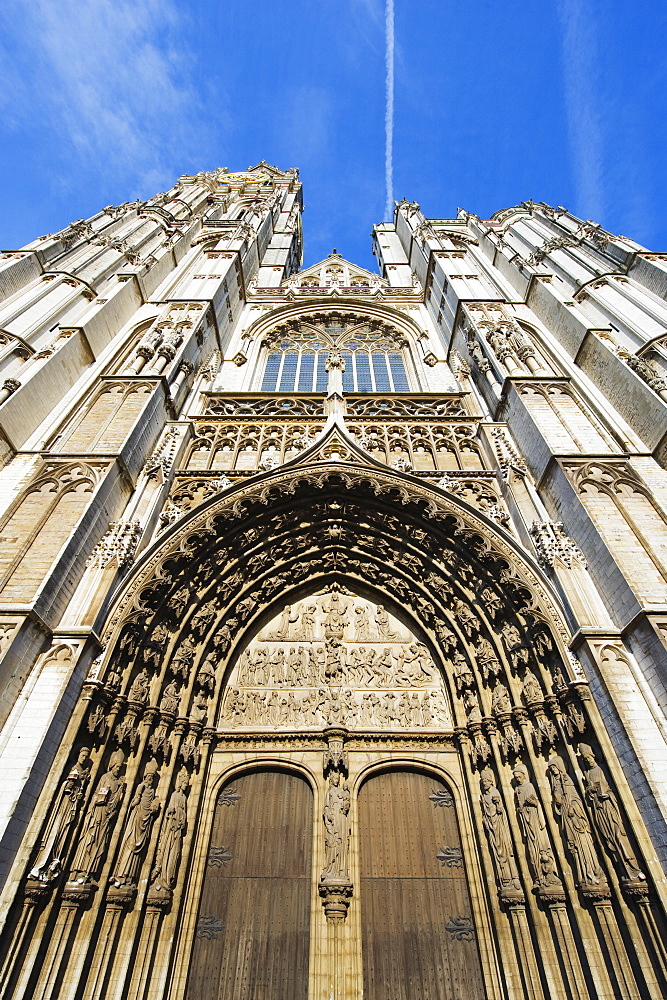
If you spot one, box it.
[578,744,644,881]
[463,689,482,723]
[491,682,511,715]
[475,638,501,681]
[30,748,91,882]
[150,769,189,893]
[159,681,180,715]
[521,670,543,704]
[374,605,397,638]
[301,605,317,640]
[111,759,161,887]
[354,605,371,641]
[128,669,150,704]
[452,654,474,692]
[69,750,125,883]
[196,655,216,694]
[512,762,561,888]
[547,755,604,887]
[322,771,351,880]
[479,767,520,888]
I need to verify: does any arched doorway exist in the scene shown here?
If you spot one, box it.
[359,769,486,1000]
[187,770,313,1000]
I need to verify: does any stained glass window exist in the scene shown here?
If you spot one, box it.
[260,319,412,392]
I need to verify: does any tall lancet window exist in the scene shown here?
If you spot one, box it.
[260,317,414,392]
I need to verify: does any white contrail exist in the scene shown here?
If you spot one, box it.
[384,0,394,220]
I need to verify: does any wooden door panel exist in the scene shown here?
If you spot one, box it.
[360,769,486,1000]
[187,769,312,1000]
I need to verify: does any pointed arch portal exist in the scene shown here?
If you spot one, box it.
[5,449,666,1000]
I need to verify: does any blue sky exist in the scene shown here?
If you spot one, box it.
[0,0,665,271]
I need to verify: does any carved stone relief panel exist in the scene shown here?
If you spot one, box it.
[219,593,452,730]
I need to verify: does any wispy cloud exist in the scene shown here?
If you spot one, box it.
[0,0,218,193]
[557,0,606,222]
[384,0,395,221]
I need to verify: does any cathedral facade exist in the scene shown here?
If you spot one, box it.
[0,163,666,999]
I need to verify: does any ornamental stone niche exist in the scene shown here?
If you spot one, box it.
[0,165,667,1000]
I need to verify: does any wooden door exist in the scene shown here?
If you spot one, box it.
[359,769,486,1000]
[187,769,313,1000]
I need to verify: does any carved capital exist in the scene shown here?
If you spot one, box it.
[318,878,353,921]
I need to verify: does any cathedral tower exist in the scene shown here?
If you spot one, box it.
[0,164,666,999]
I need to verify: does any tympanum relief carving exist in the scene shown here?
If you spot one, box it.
[220,593,452,730]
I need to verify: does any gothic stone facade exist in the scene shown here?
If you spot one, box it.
[0,164,666,999]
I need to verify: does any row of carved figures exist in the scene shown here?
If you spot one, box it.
[24,736,645,902]
[27,750,187,896]
[236,641,436,688]
[262,601,406,643]
[221,686,452,728]
[479,747,645,898]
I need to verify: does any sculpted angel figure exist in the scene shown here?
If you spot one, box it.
[322,771,351,880]
[578,744,644,881]
[547,755,604,887]
[69,750,125,883]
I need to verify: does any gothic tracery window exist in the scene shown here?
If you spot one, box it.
[260,318,413,393]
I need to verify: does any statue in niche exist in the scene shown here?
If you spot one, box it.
[476,638,501,681]
[190,691,209,724]
[375,605,397,638]
[479,767,521,889]
[463,690,482,724]
[322,771,351,880]
[111,759,161,887]
[502,623,529,666]
[578,744,644,881]
[150,769,189,894]
[30,747,91,882]
[547,755,604,887]
[167,586,190,618]
[213,616,238,655]
[171,638,196,680]
[452,654,474,693]
[491,682,511,715]
[354,605,371,641]
[522,670,543,704]
[191,600,217,637]
[512,762,561,888]
[300,605,317,640]
[128,669,150,704]
[69,750,126,883]
[196,655,216,694]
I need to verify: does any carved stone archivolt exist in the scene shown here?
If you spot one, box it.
[4,457,663,1000]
